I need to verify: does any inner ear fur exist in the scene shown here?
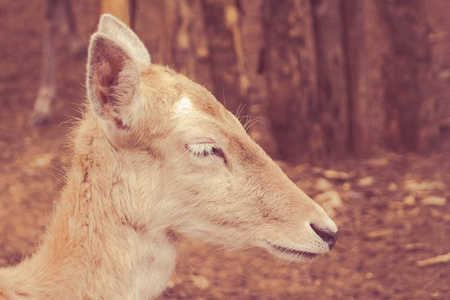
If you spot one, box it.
[87,33,140,129]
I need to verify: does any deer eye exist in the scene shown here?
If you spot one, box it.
[185,143,227,164]
[186,143,216,157]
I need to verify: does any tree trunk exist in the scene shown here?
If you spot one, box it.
[380,0,435,152]
[342,0,387,156]
[426,1,450,150]
[201,0,249,117]
[312,0,349,159]
[100,0,132,27]
[160,0,196,77]
[262,0,322,163]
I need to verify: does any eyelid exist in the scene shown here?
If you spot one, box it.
[185,143,215,157]
[185,141,227,162]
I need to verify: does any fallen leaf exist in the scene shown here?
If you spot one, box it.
[358,177,375,187]
[404,180,447,192]
[315,191,343,208]
[366,229,394,239]
[323,170,350,181]
[388,182,398,191]
[32,153,55,168]
[403,195,416,206]
[417,252,450,267]
[315,191,343,217]
[314,178,333,191]
[420,196,446,207]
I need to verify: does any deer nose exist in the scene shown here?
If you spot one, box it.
[311,223,338,249]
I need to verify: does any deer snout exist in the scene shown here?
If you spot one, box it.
[310,223,338,249]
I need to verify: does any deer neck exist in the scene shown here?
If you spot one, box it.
[2,115,177,299]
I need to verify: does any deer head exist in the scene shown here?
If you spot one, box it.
[86,14,337,263]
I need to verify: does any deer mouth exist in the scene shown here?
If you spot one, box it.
[264,240,320,261]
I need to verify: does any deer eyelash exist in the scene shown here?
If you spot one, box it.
[186,143,216,157]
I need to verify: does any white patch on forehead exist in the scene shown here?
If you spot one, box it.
[174,96,194,118]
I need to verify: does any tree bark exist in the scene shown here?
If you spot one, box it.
[312,0,349,159]
[426,1,450,150]
[380,0,435,152]
[201,0,249,117]
[342,0,387,156]
[160,0,196,77]
[262,0,321,163]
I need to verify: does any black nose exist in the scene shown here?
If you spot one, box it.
[311,224,338,249]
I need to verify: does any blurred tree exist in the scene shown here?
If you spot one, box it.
[100,0,136,28]
[342,0,386,157]
[379,0,438,152]
[312,0,350,159]
[160,0,196,77]
[426,0,450,150]
[157,0,446,162]
[201,0,250,117]
[261,0,322,163]
[261,0,441,162]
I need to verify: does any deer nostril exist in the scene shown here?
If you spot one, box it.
[311,223,338,249]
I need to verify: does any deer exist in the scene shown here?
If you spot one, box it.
[0,14,338,299]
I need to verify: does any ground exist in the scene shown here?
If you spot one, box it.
[0,1,449,299]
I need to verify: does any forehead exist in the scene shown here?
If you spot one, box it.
[142,65,224,114]
[141,64,243,134]
[174,93,244,137]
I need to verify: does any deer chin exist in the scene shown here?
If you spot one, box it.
[261,239,324,263]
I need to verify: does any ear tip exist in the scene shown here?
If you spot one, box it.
[99,13,119,24]
[101,13,115,19]
[94,14,151,70]
[98,13,129,32]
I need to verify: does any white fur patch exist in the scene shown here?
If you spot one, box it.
[174,96,194,118]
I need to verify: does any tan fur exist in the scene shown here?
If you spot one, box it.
[1,15,338,299]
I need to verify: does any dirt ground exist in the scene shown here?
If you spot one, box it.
[1,1,449,299]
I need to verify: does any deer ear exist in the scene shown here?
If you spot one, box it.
[97,14,150,70]
[87,33,140,129]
